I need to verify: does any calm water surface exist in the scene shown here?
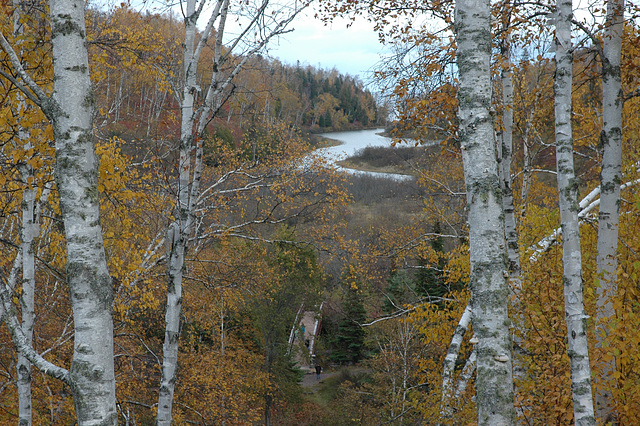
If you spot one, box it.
[316,128,413,180]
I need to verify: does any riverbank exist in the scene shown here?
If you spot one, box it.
[314,135,343,149]
[313,129,442,179]
[336,157,414,176]
[337,143,442,177]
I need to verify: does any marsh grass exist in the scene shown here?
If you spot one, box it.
[339,144,440,176]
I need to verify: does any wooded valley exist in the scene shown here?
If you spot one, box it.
[1,0,640,425]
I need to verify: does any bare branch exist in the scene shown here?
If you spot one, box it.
[0,273,70,385]
[529,179,640,261]
[360,296,458,327]
[0,32,58,118]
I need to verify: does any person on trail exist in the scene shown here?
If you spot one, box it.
[315,364,322,380]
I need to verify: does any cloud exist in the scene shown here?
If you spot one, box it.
[268,12,385,81]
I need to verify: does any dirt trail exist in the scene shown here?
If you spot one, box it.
[301,370,337,388]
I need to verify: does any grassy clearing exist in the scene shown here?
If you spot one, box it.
[309,134,344,149]
[338,144,440,176]
[303,367,370,406]
[345,173,422,205]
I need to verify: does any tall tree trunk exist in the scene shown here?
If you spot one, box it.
[1,0,125,422]
[595,0,624,421]
[49,2,117,422]
[2,1,116,422]
[499,43,521,294]
[496,12,527,422]
[454,0,515,424]
[156,1,198,422]
[554,1,596,424]
[13,1,34,423]
[157,1,228,422]
[17,165,35,426]
[155,1,307,421]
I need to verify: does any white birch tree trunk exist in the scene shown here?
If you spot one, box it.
[595,0,624,421]
[1,0,117,421]
[497,21,528,423]
[156,1,198,421]
[498,36,519,286]
[13,1,34,423]
[156,1,308,422]
[49,1,117,423]
[158,1,228,422]
[1,1,116,423]
[17,165,35,426]
[554,1,596,423]
[455,0,515,423]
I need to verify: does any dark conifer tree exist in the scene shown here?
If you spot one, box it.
[331,284,366,364]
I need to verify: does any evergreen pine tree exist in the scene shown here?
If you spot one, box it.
[331,284,366,364]
[382,269,415,313]
[416,222,448,299]
[324,109,332,128]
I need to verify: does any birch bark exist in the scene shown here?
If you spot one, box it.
[0,1,117,422]
[498,22,519,287]
[455,346,477,398]
[49,1,117,423]
[441,302,471,419]
[553,0,596,423]
[155,0,199,421]
[595,0,624,421]
[496,13,529,422]
[17,156,35,426]
[455,0,515,423]
[13,1,34,423]
[156,1,309,423]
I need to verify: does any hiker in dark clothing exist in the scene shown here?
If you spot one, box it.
[315,364,322,380]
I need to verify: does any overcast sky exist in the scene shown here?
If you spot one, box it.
[266,10,386,83]
[132,0,394,88]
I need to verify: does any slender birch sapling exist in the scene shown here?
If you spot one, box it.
[595,0,624,420]
[553,0,596,422]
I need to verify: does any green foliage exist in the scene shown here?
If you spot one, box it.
[246,227,326,415]
[290,65,380,129]
[382,269,415,313]
[203,124,235,166]
[415,222,450,299]
[323,109,332,128]
[330,283,367,364]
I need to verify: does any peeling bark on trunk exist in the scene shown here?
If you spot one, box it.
[455,0,515,424]
[441,302,471,419]
[595,0,624,422]
[553,1,596,423]
[49,1,117,423]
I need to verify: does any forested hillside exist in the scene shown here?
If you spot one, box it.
[87,5,383,145]
[2,0,640,425]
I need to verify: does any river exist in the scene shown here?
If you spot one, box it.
[315,128,414,181]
